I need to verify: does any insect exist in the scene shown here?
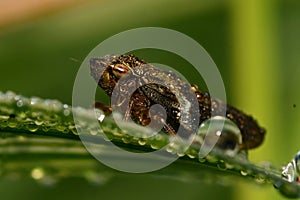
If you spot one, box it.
[90,54,265,150]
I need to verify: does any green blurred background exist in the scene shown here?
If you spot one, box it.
[0,0,299,199]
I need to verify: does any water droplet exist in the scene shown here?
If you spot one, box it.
[30,97,40,105]
[26,122,39,132]
[17,136,26,141]
[63,109,70,116]
[34,120,43,126]
[37,176,58,186]
[279,151,300,183]
[122,136,132,144]
[84,171,110,185]
[197,116,242,158]
[7,118,17,128]
[16,100,23,107]
[0,115,9,120]
[240,170,248,176]
[138,139,147,146]
[5,91,16,99]
[69,125,78,135]
[177,152,185,157]
[56,125,66,132]
[225,163,234,170]
[254,175,266,184]
[205,154,218,163]
[31,167,45,180]
[19,112,26,119]
[186,148,198,159]
[45,99,63,111]
[166,141,183,155]
[14,95,21,101]
[90,129,98,136]
[41,126,50,132]
[217,160,227,170]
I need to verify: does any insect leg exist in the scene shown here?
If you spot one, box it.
[124,101,134,121]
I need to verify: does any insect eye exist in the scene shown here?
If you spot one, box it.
[112,64,130,78]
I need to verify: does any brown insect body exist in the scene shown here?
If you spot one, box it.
[90,54,265,150]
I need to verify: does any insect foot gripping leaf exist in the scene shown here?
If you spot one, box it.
[90,54,265,153]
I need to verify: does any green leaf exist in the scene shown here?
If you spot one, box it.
[0,91,299,198]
